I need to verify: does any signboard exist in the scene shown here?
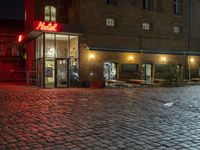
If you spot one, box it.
[34,21,62,32]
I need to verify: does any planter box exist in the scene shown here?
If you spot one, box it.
[90,80,105,89]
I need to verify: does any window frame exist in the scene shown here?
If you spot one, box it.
[105,0,118,5]
[173,24,182,34]
[142,22,152,31]
[143,0,153,10]
[105,17,118,27]
[44,5,57,22]
[121,64,139,73]
[174,0,182,15]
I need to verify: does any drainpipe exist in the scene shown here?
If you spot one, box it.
[188,0,192,81]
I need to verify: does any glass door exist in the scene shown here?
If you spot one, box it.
[45,60,55,88]
[142,63,152,83]
[56,59,68,87]
[103,62,117,80]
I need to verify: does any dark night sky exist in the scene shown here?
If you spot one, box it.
[0,0,24,20]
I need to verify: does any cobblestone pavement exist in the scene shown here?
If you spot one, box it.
[1,84,200,150]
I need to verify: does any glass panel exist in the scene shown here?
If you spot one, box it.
[70,58,79,86]
[51,6,56,21]
[45,34,55,58]
[69,36,78,58]
[104,62,116,80]
[56,35,69,58]
[45,6,50,21]
[36,35,43,59]
[142,64,152,82]
[37,59,43,87]
[106,18,115,26]
[57,59,68,87]
[45,60,55,87]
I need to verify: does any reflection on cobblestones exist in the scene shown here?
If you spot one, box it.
[1,85,200,149]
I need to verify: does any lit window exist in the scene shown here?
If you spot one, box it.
[142,22,151,30]
[143,0,153,10]
[174,0,181,15]
[106,18,117,27]
[45,6,56,22]
[173,25,182,34]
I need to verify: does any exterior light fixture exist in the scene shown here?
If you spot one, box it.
[89,53,95,60]
[161,57,167,62]
[128,56,134,61]
[18,34,25,43]
[190,58,194,62]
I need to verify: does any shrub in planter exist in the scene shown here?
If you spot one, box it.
[163,62,183,87]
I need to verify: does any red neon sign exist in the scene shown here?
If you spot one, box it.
[36,21,58,32]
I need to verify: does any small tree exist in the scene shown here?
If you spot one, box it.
[163,61,183,86]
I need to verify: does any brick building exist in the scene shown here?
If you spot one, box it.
[0,19,25,82]
[24,0,200,88]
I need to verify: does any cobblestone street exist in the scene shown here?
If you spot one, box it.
[1,84,200,150]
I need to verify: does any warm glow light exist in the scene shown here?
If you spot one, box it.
[18,34,24,43]
[35,21,58,31]
[128,56,134,61]
[89,54,95,59]
[161,57,167,62]
[18,35,22,42]
[190,58,194,62]
[47,48,55,57]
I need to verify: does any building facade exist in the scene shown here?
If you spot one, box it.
[24,0,200,88]
[0,19,25,82]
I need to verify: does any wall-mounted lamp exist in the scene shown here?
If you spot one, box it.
[89,53,95,60]
[161,57,167,62]
[190,58,194,63]
[128,56,134,61]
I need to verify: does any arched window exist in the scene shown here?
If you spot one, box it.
[44,6,56,22]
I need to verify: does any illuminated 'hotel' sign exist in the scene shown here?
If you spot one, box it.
[34,21,61,32]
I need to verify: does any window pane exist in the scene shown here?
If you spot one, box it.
[45,34,55,58]
[44,6,56,21]
[56,35,69,58]
[69,36,78,58]
[36,35,43,58]
[122,64,138,72]
[45,6,50,21]
[174,0,181,15]
[173,25,181,33]
[106,18,115,27]
[142,22,150,30]
[51,6,56,21]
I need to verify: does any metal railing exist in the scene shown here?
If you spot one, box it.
[26,71,37,85]
[0,71,37,85]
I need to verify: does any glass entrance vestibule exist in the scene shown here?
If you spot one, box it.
[36,33,79,88]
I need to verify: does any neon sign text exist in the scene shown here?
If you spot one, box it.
[36,22,58,31]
